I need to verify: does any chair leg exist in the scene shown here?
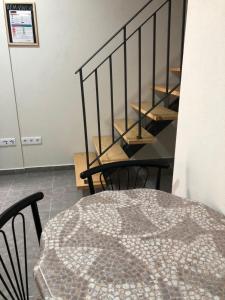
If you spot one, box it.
[87,176,95,194]
[156,168,162,190]
[31,202,42,244]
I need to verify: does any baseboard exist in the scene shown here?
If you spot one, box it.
[0,164,74,175]
[0,157,174,175]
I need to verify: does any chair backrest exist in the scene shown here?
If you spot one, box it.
[80,159,169,194]
[0,192,44,300]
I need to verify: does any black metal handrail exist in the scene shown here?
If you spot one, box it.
[75,0,156,74]
[76,0,187,170]
[82,0,170,82]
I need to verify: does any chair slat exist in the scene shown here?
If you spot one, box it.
[0,254,21,300]
[12,214,27,300]
[80,160,169,194]
[0,192,44,300]
[0,230,24,300]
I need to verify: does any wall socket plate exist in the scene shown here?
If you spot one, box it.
[0,138,16,147]
[21,136,42,145]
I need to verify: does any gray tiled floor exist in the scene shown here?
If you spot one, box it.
[0,167,173,299]
[0,168,83,299]
[0,169,83,220]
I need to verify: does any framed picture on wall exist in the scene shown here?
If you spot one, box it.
[4,1,39,47]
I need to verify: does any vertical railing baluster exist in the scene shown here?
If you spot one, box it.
[137,27,142,139]
[180,0,187,71]
[95,69,102,154]
[166,0,171,107]
[152,13,156,107]
[79,69,90,169]
[109,55,115,143]
[123,27,128,131]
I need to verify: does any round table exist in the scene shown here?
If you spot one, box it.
[34,189,225,299]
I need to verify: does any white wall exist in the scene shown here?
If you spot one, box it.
[173,0,225,214]
[0,0,182,169]
[0,5,23,169]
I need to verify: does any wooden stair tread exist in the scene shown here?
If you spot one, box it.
[130,102,178,121]
[74,152,102,189]
[93,136,128,164]
[154,85,180,96]
[170,67,181,73]
[114,119,155,145]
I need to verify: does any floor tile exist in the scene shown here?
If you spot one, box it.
[0,174,14,192]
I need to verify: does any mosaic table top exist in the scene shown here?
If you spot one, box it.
[34,189,225,299]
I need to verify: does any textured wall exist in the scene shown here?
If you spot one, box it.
[173,0,225,214]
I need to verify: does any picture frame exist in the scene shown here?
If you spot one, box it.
[4,1,39,47]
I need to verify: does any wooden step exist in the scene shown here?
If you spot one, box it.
[114,119,155,145]
[170,67,181,73]
[130,102,178,121]
[93,136,129,164]
[155,85,180,96]
[74,152,103,190]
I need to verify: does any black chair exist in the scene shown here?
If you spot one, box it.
[0,192,44,300]
[80,159,170,195]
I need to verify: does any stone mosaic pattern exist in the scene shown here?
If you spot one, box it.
[34,189,225,299]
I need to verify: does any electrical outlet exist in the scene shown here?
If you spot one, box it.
[22,136,42,145]
[0,138,16,147]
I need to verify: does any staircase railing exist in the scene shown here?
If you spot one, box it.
[75,0,187,169]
